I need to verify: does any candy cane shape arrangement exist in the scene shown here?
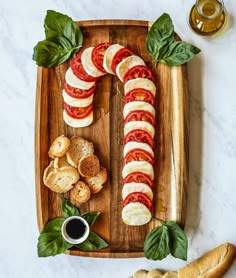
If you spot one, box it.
[63,43,156,226]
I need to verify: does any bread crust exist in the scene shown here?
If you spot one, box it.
[178,243,236,278]
[43,160,55,184]
[48,135,70,159]
[66,136,94,168]
[78,154,100,177]
[133,269,148,278]
[82,166,107,193]
[70,181,91,205]
[54,155,71,169]
[146,269,163,278]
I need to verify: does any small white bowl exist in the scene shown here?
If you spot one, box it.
[61,216,90,244]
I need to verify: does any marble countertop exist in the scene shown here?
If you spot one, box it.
[1,0,236,277]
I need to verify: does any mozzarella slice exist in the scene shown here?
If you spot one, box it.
[81,47,105,78]
[122,202,152,225]
[116,55,145,82]
[123,141,154,157]
[124,121,155,139]
[63,110,93,128]
[124,78,156,97]
[103,44,124,74]
[65,67,95,90]
[123,101,155,119]
[62,90,94,108]
[122,182,153,200]
[122,161,154,180]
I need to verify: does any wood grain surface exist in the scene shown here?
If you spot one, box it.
[35,20,189,257]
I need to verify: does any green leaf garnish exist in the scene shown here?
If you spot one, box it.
[76,232,108,251]
[62,199,80,218]
[146,13,200,66]
[81,212,101,226]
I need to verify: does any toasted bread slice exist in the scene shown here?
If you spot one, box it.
[66,136,94,168]
[82,166,107,193]
[48,135,70,159]
[78,154,100,177]
[146,269,163,278]
[44,166,79,193]
[70,181,91,205]
[133,269,148,278]
[54,155,71,169]
[43,160,55,184]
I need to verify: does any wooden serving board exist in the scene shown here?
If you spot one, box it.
[35,20,189,258]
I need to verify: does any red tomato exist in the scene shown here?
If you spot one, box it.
[111,48,134,73]
[124,129,155,149]
[124,110,156,126]
[123,148,154,166]
[64,82,96,99]
[123,172,153,188]
[64,103,93,119]
[71,50,98,82]
[123,192,152,211]
[123,65,155,84]
[124,88,155,106]
[92,42,111,73]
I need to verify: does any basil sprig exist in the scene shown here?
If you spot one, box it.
[146,13,200,66]
[37,200,108,257]
[33,10,83,68]
[144,218,188,261]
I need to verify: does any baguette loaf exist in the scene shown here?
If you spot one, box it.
[178,243,236,278]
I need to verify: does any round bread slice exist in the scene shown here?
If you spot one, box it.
[103,44,124,74]
[133,269,148,278]
[43,160,55,184]
[81,47,105,77]
[123,101,155,119]
[63,109,94,128]
[124,121,155,139]
[48,135,70,159]
[66,136,94,168]
[70,181,91,204]
[116,55,145,82]
[54,155,71,169]
[44,166,79,193]
[78,154,100,177]
[122,202,152,225]
[65,67,95,90]
[122,161,154,180]
[146,269,163,278]
[124,78,156,97]
[62,89,94,107]
[122,183,153,200]
[82,166,107,193]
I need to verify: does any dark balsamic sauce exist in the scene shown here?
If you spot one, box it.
[66,219,86,239]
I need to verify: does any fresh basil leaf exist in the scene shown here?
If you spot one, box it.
[33,36,74,67]
[81,212,100,226]
[37,218,73,257]
[62,199,80,218]
[146,13,200,66]
[160,41,201,66]
[165,221,188,260]
[76,232,108,252]
[44,10,83,47]
[144,225,170,260]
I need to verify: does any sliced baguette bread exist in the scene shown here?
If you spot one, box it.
[78,154,100,177]
[44,166,79,193]
[70,181,91,205]
[48,135,70,159]
[66,136,94,168]
[82,166,107,193]
[43,160,55,184]
[146,269,163,278]
[54,155,71,169]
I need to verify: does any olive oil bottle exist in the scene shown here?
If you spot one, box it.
[189,0,227,36]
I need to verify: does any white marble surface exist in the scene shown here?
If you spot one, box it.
[0,0,236,277]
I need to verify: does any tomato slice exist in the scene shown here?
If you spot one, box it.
[123,192,152,211]
[124,148,154,166]
[64,82,96,99]
[111,48,134,74]
[124,110,156,126]
[124,129,155,149]
[123,172,153,188]
[124,88,155,106]
[123,65,155,84]
[92,42,111,73]
[64,103,93,119]
[71,50,98,82]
